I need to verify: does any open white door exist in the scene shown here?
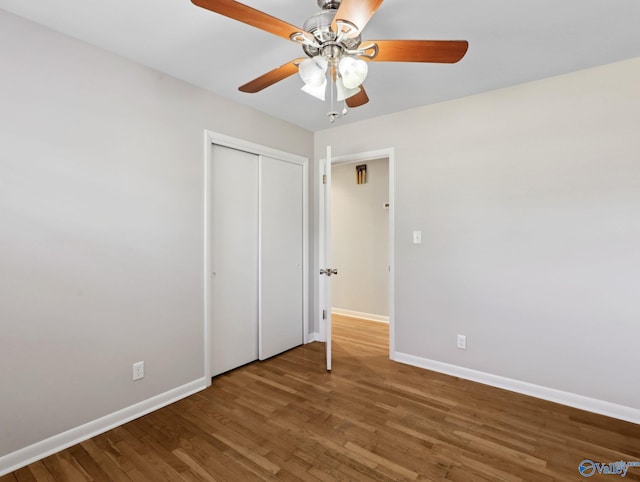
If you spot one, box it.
[321,146,335,371]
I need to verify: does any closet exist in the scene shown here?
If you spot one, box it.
[209,142,306,377]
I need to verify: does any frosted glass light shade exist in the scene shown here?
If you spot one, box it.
[301,78,327,101]
[338,56,368,89]
[298,56,328,87]
[336,77,360,101]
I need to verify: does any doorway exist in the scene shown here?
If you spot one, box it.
[331,157,390,327]
[318,148,395,364]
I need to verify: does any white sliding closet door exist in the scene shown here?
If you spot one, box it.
[210,144,258,376]
[260,156,304,359]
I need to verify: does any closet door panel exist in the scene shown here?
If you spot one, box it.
[210,144,259,376]
[260,156,304,359]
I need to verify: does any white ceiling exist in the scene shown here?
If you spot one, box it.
[2,0,640,131]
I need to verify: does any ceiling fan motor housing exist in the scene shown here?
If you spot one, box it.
[302,7,361,59]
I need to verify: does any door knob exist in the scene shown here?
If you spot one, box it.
[320,268,338,276]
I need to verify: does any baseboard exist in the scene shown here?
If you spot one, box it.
[394,352,640,426]
[332,308,389,324]
[0,378,208,476]
[307,332,321,343]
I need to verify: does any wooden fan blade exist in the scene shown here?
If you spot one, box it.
[239,58,306,93]
[346,86,369,108]
[362,40,468,63]
[331,0,384,36]
[192,0,313,43]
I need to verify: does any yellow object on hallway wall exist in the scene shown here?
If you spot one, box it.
[356,164,367,184]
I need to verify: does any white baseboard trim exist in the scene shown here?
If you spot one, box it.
[0,378,208,476]
[332,308,389,324]
[307,332,321,343]
[394,352,640,426]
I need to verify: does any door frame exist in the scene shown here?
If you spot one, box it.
[317,147,396,360]
[203,130,309,381]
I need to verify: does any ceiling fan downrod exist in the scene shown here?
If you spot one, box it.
[327,75,340,123]
[317,0,341,10]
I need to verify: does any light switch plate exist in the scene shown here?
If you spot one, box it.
[412,230,422,244]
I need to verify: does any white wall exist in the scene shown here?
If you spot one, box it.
[315,58,640,413]
[331,158,389,318]
[0,10,312,462]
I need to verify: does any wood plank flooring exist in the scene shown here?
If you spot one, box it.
[3,314,640,481]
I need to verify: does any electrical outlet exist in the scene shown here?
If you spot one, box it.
[457,335,467,350]
[132,361,144,381]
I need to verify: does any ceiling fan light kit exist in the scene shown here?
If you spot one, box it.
[336,77,361,102]
[301,78,329,101]
[192,0,469,123]
[299,56,328,84]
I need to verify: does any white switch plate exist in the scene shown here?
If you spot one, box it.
[457,335,467,350]
[412,230,422,244]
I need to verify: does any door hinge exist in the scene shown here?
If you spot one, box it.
[322,309,326,320]
[322,174,327,184]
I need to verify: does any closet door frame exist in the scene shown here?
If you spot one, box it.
[203,130,309,380]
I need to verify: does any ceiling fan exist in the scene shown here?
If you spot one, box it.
[191,0,469,122]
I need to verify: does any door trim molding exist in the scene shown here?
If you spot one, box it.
[317,147,396,361]
[203,131,309,380]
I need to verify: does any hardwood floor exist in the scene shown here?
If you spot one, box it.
[3,314,640,481]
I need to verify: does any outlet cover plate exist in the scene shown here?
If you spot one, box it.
[133,361,144,381]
